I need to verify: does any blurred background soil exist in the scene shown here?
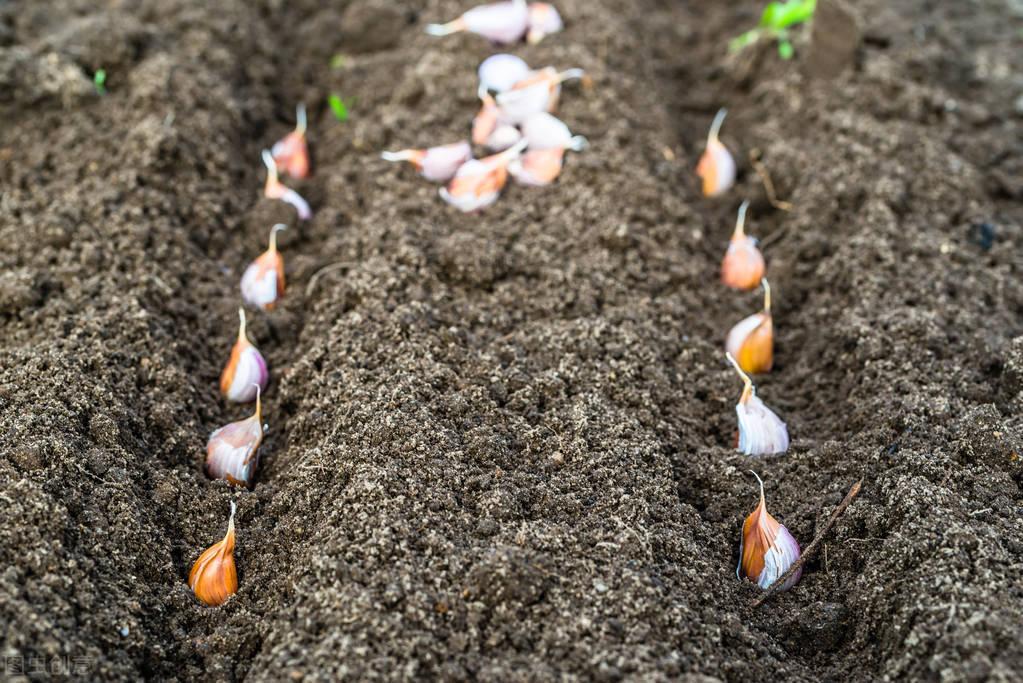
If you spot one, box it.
[1,0,1022,680]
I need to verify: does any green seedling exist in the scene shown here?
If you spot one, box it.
[328,94,349,122]
[730,0,816,60]
[330,54,347,70]
[93,69,107,94]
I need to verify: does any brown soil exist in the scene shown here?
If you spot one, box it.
[2,0,1022,680]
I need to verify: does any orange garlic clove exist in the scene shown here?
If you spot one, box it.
[497,67,584,123]
[240,224,287,311]
[271,104,310,179]
[526,2,564,44]
[721,200,765,290]
[697,108,736,197]
[726,278,774,374]
[737,472,801,590]
[439,139,525,212]
[727,352,789,456]
[508,148,565,186]
[262,150,311,220]
[472,87,502,146]
[219,308,269,403]
[206,386,265,487]
[189,501,239,606]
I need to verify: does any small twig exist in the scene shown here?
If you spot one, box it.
[753,479,863,608]
[305,261,356,297]
[749,148,793,212]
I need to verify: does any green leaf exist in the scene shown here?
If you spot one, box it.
[759,0,815,30]
[330,54,347,70]
[328,94,349,122]
[729,29,762,53]
[93,69,107,95]
[778,40,794,59]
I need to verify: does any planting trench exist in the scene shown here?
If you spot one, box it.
[1,0,1022,680]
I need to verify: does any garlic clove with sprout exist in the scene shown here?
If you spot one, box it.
[271,104,310,179]
[727,352,789,456]
[696,108,736,198]
[721,200,765,290]
[426,0,529,45]
[206,385,265,487]
[189,501,239,606]
[262,150,311,220]
[526,2,564,43]
[478,53,531,93]
[497,67,584,123]
[508,136,585,186]
[219,308,269,403]
[472,87,502,146]
[240,224,286,311]
[381,141,472,183]
[737,471,802,591]
[440,139,526,212]
[726,278,774,374]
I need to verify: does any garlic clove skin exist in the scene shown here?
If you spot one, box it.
[478,53,531,93]
[526,2,564,44]
[738,473,801,590]
[721,201,765,289]
[189,502,239,606]
[220,308,269,403]
[241,224,286,311]
[206,388,265,488]
[485,124,523,152]
[426,0,529,45]
[508,148,564,186]
[497,67,583,123]
[697,109,736,198]
[271,104,309,179]
[262,150,312,220]
[727,352,789,456]
[382,142,472,183]
[440,140,526,212]
[520,112,573,150]
[726,313,773,374]
[472,89,501,146]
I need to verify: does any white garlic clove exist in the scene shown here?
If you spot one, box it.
[240,224,286,311]
[526,2,564,44]
[206,388,265,487]
[426,0,529,45]
[262,150,312,220]
[497,67,584,123]
[420,142,474,182]
[485,123,523,152]
[478,53,531,93]
[520,112,573,150]
[727,352,789,456]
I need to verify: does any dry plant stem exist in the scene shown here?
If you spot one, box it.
[752,479,863,608]
[305,261,357,297]
[749,148,793,212]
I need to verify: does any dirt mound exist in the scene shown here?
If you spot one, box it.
[1,0,1021,680]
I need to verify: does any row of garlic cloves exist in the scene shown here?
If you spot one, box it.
[191,106,307,607]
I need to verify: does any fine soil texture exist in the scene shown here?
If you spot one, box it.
[2,0,1022,680]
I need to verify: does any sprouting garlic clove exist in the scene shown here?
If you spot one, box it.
[697,108,736,198]
[262,150,311,220]
[189,501,239,606]
[721,200,765,290]
[240,224,287,311]
[381,141,472,183]
[496,67,584,124]
[737,471,801,591]
[526,2,564,44]
[726,278,774,374]
[206,386,265,488]
[478,53,531,93]
[426,0,529,45]
[271,104,310,179]
[727,352,789,456]
[220,308,269,403]
[439,139,526,212]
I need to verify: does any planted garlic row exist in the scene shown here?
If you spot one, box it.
[382,55,587,211]
[190,104,308,606]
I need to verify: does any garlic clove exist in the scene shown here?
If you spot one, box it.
[726,278,774,374]
[472,87,502,146]
[497,67,584,123]
[206,386,265,487]
[520,111,573,150]
[721,200,765,290]
[426,0,529,44]
[727,352,789,456]
[526,2,564,44]
[271,104,310,179]
[697,108,736,197]
[485,123,523,152]
[241,224,287,311]
[478,53,531,93]
[382,141,472,183]
[508,148,564,186]
[189,501,239,606]
[220,308,269,403]
[440,139,526,212]
[737,472,801,590]
[262,150,312,220]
